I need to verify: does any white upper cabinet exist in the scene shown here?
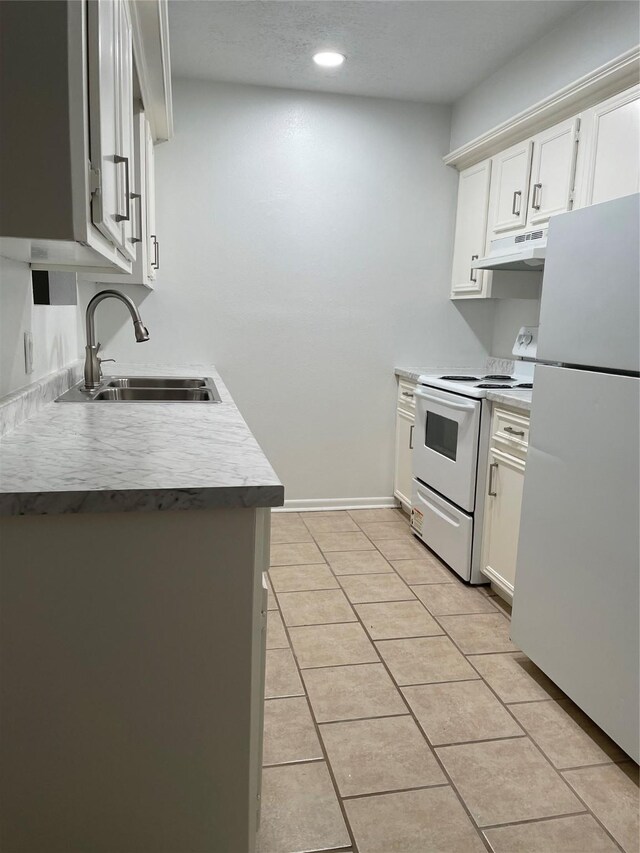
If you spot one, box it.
[526,117,580,227]
[144,119,159,282]
[0,0,171,273]
[575,85,640,209]
[450,160,492,298]
[88,0,135,260]
[87,0,123,252]
[91,109,158,288]
[488,140,533,236]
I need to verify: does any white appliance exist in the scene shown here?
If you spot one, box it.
[472,227,547,272]
[512,193,640,762]
[410,331,537,584]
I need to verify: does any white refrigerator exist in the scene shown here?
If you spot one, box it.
[511,193,640,762]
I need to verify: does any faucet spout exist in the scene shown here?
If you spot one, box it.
[84,290,150,390]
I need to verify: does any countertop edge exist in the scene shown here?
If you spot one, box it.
[0,484,285,517]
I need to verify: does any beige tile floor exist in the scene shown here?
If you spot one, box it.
[259,509,639,853]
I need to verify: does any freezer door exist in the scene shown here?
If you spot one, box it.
[537,194,639,373]
[511,364,639,761]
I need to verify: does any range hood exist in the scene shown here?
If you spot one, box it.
[472,228,547,272]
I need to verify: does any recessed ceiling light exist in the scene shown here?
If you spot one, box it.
[313,51,345,68]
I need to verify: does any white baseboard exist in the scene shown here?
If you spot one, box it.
[274,496,399,513]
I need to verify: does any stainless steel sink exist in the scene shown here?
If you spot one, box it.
[106,377,207,389]
[56,376,221,403]
[94,388,214,402]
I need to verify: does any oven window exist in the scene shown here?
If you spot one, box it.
[425,412,458,461]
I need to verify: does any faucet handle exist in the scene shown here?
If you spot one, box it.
[99,358,116,364]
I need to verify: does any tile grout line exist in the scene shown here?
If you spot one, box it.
[379,515,631,849]
[303,515,495,853]
[315,513,629,853]
[271,578,361,853]
[422,600,628,852]
[269,511,631,853]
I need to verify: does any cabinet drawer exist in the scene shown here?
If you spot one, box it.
[397,379,417,412]
[411,481,473,579]
[492,407,530,457]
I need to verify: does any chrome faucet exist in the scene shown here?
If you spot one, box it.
[84,289,149,390]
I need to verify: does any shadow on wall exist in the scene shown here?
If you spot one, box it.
[452,299,495,357]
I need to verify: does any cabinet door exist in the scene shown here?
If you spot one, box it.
[117,0,135,261]
[145,119,158,281]
[489,140,533,235]
[527,117,579,227]
[482,447,526,600]
[88,0,124,249]
[394,408,415,510]
[450,160,491,297]
[576,86,640,208]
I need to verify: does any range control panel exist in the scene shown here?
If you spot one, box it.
[513,326,538,360]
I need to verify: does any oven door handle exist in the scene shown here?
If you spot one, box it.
[414,389,477,412]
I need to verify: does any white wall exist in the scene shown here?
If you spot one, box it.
[450,1,640,150]
[0,256,82,398]
[93,80,493,502]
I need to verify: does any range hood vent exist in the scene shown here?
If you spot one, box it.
[473,228,547,272]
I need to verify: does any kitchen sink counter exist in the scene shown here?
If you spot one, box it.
[0,362,284,515]
[485,388,533,412]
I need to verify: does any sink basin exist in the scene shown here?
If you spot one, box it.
[56,376,221,403]
[106,377,207,389]
[94,388,214,402]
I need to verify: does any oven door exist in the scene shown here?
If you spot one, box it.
[413,386,481,512]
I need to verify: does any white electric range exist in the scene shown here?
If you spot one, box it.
[410,328,536,584]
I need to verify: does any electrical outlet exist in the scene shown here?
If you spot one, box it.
[24,331,34,375]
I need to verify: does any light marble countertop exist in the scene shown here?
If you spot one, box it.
[0,363,284,516]
[486,389,532,412]
[395,365,531,412]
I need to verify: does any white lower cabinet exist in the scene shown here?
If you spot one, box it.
[394,379,416,511]
[481,406,530,602]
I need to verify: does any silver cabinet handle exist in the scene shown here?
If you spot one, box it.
[131,192,142,243]
[401,391,414,398]
[504,426,525,436]
[512,190,522,216]
[114,155,131,222]
[470,254,479,283]
[488,462,498,496]
[409,424,414,450]
[151,235,159,269]
[531,183,542,210]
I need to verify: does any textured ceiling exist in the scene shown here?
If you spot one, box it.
[168,0,585,103]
